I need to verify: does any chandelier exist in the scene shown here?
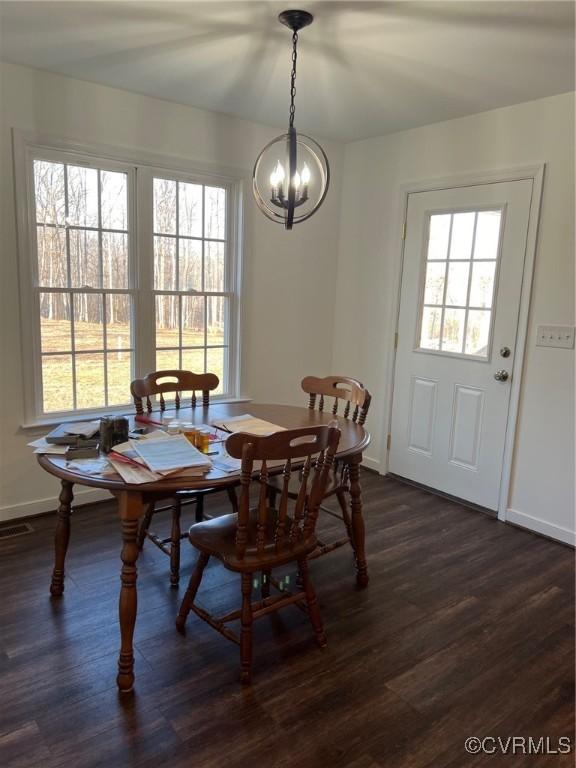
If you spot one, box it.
[252,10,330,230]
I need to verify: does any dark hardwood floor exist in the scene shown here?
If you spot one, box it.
[0,472,574,768]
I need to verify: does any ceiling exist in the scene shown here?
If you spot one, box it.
[0,1,574,141]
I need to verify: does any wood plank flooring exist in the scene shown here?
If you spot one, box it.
[0,472,573,767]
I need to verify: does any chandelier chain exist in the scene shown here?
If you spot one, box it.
[289,30,298,128]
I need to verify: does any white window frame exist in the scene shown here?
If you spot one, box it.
[413,204,506,362]
[14,130,244,426]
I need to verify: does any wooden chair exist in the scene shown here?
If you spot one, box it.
[267,375,371,564]
[130,370,238,587]
[176,424,341,684]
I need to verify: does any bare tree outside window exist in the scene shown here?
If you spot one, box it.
[34,159,132,412]
[153,177,229,394]
[29,155,236,417]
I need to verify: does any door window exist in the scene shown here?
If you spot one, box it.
[418,209,502,358]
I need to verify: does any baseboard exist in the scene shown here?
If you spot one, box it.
[506,507,575,547]
[362,455,382,473]
[0,488,111,522]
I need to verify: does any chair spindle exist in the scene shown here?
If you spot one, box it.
[256,460,268,554]
[275,458,292,549]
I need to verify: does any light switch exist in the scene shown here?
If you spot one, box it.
[536,325,575,349]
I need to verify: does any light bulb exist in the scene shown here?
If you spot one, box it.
[301,163,311,184]
[293,171,301,190]
[270,161,285,188]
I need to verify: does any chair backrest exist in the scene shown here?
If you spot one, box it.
[130,369,219,414]
[301,375,371,426]
[226,425,341,560]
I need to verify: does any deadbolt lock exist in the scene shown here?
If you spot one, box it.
[500,346,511,358]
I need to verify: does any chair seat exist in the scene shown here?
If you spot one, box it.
[189,509,317,572]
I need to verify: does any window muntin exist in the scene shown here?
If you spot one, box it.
[153,177,230,395]
[33,158,133,413]
[418,209,502,358]
[26,148,240,421]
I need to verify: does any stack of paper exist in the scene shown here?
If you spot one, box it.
[212,414,286,436]
[28,437,68,455]
[133,435,211,474]
[109,432,212,485]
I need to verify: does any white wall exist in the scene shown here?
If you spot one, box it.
[1,62,573,546]
[0,62,344,519]
[333,92,575,544]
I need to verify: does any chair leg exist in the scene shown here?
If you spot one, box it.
[299,558,327,648]
[261,569,271,599]
[335,488,354,546]
[137,501,155,550]
[226,485,239,514]
[240,572,253,684]
[176,552,209,632]
[195,493,205,523]
[170,497,182,588]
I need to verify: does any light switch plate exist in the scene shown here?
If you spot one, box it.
[536,325,575,349]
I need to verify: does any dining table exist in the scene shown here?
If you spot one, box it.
[37,402,371,693]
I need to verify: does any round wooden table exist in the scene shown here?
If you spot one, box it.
[38,403,370,692]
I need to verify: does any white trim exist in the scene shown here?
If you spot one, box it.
[13,128,250,182]
[0,488,112,522]
[362,455,382,473]
[382,164,545,522]
[506,508,575,547]
[20,396,253,431]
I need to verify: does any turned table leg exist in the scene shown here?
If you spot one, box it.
[116,492,143,693]
[50,480,74,597]
[348,454,369,588]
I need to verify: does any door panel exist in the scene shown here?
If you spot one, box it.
[449,384,484,470]
[408,377,437,455]
[390,180,533,510]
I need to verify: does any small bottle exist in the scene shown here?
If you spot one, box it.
[183,427,198,445]
[196,429,211,453]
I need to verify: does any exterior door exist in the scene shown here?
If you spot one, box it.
[389,180,533,510]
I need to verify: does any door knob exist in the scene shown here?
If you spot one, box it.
[494,369,509,382]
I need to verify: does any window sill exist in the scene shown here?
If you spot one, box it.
[20,396,253,432]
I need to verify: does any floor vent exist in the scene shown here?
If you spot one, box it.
[0,522,34,539]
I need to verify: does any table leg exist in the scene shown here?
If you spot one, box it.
[117,492,143,693]
[50,480,74,597]
[348,454,369,588]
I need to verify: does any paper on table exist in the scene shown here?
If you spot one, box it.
[113,430,171,456]
[66,457,111,475]
[211,455,242,474]
[211,414,286,436]
[28,437,68,455]
[108,456,160,484]
[132,434,211,473]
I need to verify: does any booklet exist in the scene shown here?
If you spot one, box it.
[131,434,211,473]
[211,414,286,436]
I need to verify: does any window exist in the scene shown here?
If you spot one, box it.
[153,177,229,394]
[19,141,241,423]
[34,158,133,413]
[418,209,502,358]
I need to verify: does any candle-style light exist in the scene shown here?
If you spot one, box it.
[253,10,330,230]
